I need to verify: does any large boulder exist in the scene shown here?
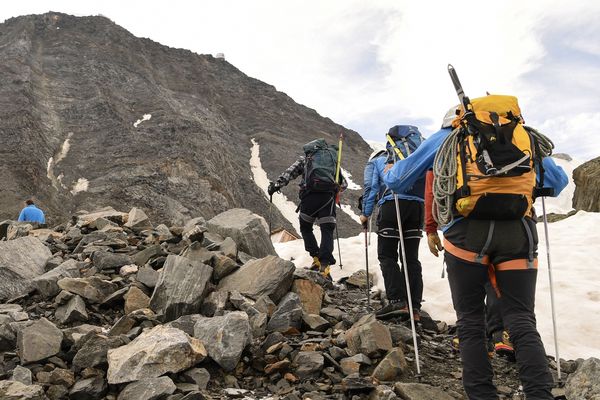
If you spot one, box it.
[193,311,251,371]
[17,318,63,364]
[207,208,276,258]
[92,251,133,271]
[124,207,153,233]
[0,237,52,300]
[149,255,213,322]
[32,259,81,298]
[573,156,600,212]
[217,255,295,303]
[566,357,600,400]
[107,325,206,384]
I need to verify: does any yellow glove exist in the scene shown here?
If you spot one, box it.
[427,232,443,257]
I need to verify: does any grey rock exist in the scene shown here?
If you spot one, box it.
[57,276,118,303]
[207,209,276,258]
[11,365,33,385]
[371,385,398,400]
[55,295,88,324]
[329,346,348,361]
[0,380,46,400]
[77,208,127,227]
[217,255,295,303]
[345,269,372,289]
[100,286,129,307]
[133,245,165,266]
[193,311,251,371]
[17,317,63,364]
[394,382,455,400]
[266,292,303,334]
[92,251,133,271]
[320,306,346,321]
[149,255,213,322]
[389,325,414,345]
[0,304,23,314]
[118,376,176,400]
[212,253,239,281]
[32,259,81,298]
[167,314,205,336]
[182,368,210,390]
[180,242,217,264]
[69,376,107,400]
[72,332,129,371]
[249,311,268,338]
[200,291,229,317]
[136,266,159,288]
[124,207,153,232]
[293,351,324,379]
[5,223,34,240]
[566,357,600,400]
[0,237,52,300]
[218,237,238,259]
[372,348,408,381]
[124,286,150,314]
[47,384,69,400]
[61,324,103,347]
[254,294,277,317]
[107,325,206,384]
[302,313,330,332]
[345,317,393,357]
[573,157,600,212]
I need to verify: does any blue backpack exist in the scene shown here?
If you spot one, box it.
[386,125,425,160]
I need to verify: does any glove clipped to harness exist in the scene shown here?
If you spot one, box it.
[268,182,281,196]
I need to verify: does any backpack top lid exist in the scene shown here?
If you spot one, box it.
[453,95,523,127]
[303,138,337,154]
[387,125,421,140]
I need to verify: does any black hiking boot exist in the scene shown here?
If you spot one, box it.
[375,300,409,320]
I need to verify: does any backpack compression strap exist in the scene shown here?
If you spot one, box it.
[386,134,406,160]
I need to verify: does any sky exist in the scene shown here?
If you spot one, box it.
[2,0,599,160]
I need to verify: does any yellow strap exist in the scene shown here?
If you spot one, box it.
[386,134,405,160]
[335,138,343,183]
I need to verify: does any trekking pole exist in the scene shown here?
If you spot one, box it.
[392,190,422,378]
[387,143,421,377]
[541,196,562,385]
[363,224,371,308]
[334,130,345,270]
[335,223,343,270]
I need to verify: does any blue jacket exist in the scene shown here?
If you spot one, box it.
[18,205,45,224]
[362,151,425,217]
[383,127,569,201]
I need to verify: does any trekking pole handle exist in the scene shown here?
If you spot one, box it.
[447,64,471,113]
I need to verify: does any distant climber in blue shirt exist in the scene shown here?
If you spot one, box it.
[18,199,46,224]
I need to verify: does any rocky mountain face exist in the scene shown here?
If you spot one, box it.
[0,13,369,235]
[1,208,594,399]
[573,156,600,213]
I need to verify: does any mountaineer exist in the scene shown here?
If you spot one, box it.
[17,199,46,225]
[359,125,426,321]
[268,138,346,280]
[385,90,568,399]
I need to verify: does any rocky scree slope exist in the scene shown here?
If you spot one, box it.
[0,12,369,235]
[0,207,595,400]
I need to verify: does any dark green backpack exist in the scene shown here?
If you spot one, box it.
[302,139,339,192]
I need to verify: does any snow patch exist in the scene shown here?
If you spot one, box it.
[55,133,73,164]
[249,138,300,233]
[133,114,152,128]
[367,140,386,152]
[340,204,361,224]
[276,210,600,360]
[71,178,89,195]
[341,167,361,190]
[46,157,55,180]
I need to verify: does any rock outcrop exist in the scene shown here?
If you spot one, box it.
[573,156,600,212]
[0,237,52,300]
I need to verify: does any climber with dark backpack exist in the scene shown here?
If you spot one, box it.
[268,138,347,281]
